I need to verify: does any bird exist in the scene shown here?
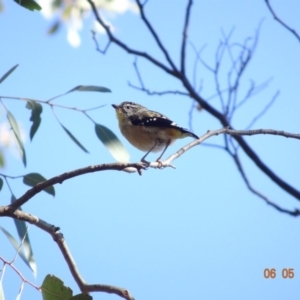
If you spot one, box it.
[112,101,199,163]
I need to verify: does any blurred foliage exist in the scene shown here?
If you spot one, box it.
[13,0,41,11]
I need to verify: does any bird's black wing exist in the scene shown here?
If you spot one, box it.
[129,114,199,139]
[129,114,174,127]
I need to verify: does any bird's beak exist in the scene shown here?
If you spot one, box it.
[112,104,118,109]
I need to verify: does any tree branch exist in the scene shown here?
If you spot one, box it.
[87,0,178,78]
[4,128,298,213]
[88,0,300,203]
[230,152,300,216]
[180,0,193,75]
[135,0,179,72]
[8,163,146,211]
[245,90,279,129]
[128,57,189,96]
[265,0,300,43]
[0,208,135,300]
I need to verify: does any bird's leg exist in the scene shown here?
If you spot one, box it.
[155,140,171,168]
[140,142,158,167]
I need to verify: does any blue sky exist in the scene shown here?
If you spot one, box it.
[0,1,300,300]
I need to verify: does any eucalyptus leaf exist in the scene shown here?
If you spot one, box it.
[26,100,43,140]
[13,0,41,11]
[41,275,73,300]
[7,110,27,166]
[95,123,130,162]
[1,199,37,275]
[60,123,89,153]
[0,151,4,168]
[0,178,3,191]
[0,64,18,84]
[67,85,111,93]
[23,173,55,196]
[0,226,36,274]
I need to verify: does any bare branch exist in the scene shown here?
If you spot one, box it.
[265,0,300,43]
[180,0,193,75]
[159,127,300,168]
[246,90,279,129]
[214,41,227,112]
[87,0,177,77]
[226,22,262,117]
[190,43,214,73]
[188,100,196,133]
[179,70,300,201]
[225,128,300,139]
[234,77,273,111]
[88,1,300,202]
[91,30,111,53]
[2,128,299,216]
[132,57,145,89]
[0,95,103,113]
[231,152,300,216]
[0,255,40,291]
[128,83,189,96]
[128,57,189,96]
[0,208,135,300]
[8,163,147,211]
[135,0,178,72]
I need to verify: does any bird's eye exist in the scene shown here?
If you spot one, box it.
[126,105,130,110]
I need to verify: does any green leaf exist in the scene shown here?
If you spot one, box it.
[67,85,111,93]
[47,85,112,102]
[60,123,89,153]
[0,64,18,84]
[26,100,43,140]
[7,110,27,167]
[0,178,3,191]
[41,275,73,300]
[95,123,130,162]
[0,224,37,276]
[0,202,37,276]
[23,173,55,196]
[0,226,21,253]
[10,195,37,276]
[13,0,41,11]
[0,151,4,168]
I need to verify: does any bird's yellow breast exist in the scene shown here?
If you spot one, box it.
[120,123,174,152]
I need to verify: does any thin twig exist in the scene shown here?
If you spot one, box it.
[226,128,300,139]
[129,56,189,96]
[246,90,279,129]
[0,95,105,113]
[265,0,300,43]
[0,256,41,291]
[214,41,226,113]
[180,0,193,75]
[231,152,300,216]
[135,0,178,73]
[234,77,273,111]
[129,82,189,97]
[87,0,177,77]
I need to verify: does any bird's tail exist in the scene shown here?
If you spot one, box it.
[181,128,199,139]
